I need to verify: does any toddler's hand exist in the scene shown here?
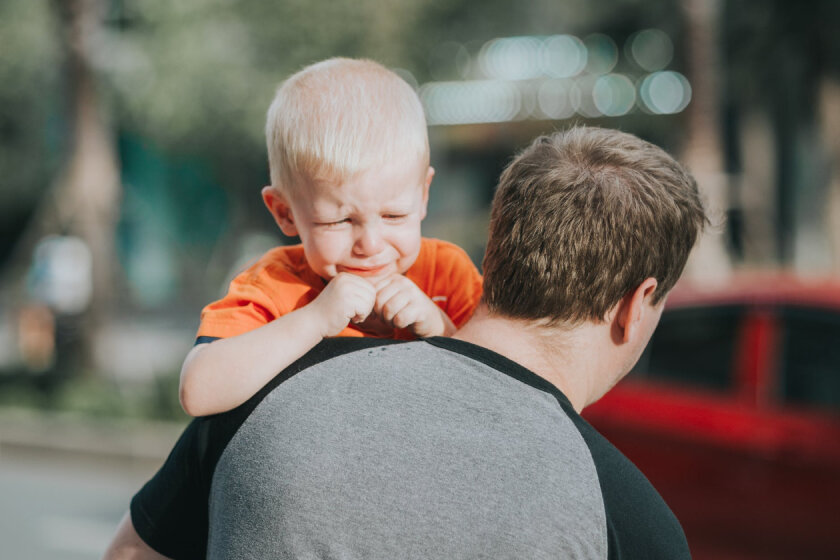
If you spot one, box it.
[373,274,456,338]
[311,273,376,337]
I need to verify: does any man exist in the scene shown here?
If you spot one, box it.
[105,126,707,559]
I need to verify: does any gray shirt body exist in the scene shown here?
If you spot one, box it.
[131,337,690,559]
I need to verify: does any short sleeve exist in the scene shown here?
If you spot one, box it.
[130,419,213,559]
[568,416,691,559]
[195,247,324,340]
[196,272,285,340]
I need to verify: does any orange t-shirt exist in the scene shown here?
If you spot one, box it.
[197,238,483,341]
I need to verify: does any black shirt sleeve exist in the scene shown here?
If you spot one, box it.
[130,418,214,559]
[570,416,692,560]
[195,336,220,345]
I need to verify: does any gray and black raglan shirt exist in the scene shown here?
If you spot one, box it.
[131,337,690,559]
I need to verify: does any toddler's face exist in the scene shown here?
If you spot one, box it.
[264,157,433,283]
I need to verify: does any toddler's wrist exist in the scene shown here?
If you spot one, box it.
[298,303,332,340]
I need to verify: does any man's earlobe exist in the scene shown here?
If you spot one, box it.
[262,186,298,236]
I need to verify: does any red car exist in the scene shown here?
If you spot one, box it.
[584,274,840,559]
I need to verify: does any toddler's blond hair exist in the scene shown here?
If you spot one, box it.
[266,58,429,192]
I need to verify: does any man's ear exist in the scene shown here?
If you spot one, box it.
[262,186,298,237]
[615,277,659,344]
[420,166,434,220]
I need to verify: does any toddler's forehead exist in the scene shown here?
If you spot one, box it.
[285,165,425,209]
[306,158,426,190]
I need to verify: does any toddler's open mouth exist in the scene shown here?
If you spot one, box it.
[339,264,390,277]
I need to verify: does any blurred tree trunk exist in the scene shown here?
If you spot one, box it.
[680,0,732,281]
[15,0,122,373]
[55,0,121,370]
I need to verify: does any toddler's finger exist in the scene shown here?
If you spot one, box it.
[391,305,421,330]
[350,312,369,324]
[374,285,402,313]
[356,290,377,317]
[347,297,372,323]
[380,291,412,322]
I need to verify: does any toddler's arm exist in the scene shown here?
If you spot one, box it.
[180,273,376,416]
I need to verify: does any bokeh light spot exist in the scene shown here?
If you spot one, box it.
[627,29,673,72]
[583,33,618,75]
[593,74,636,116]
[639,71,691,114]
[478,36,543,80]
[420,80,521,125]
[572,75,602,118]
[540,35,587,78]
[537,79,574,119]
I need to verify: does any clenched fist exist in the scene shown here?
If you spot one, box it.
[310,273,377,337]
[373,274,456,338]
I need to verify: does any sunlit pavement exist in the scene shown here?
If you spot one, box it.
[0,410,184,559]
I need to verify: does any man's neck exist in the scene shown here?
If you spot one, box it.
[453,306,614,412]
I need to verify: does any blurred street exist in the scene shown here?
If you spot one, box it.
[0,411,183,559]
[1,455,142,559]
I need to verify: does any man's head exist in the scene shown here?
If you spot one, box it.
[482,126,707,326]
[262,58,433,281]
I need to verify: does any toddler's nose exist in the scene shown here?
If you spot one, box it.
[354,224,385,256]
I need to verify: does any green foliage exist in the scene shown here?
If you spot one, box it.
[0,371,189,422]
[103,0,451,179]
[0,0,62,259]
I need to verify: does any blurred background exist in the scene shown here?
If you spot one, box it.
[1,0,839,558]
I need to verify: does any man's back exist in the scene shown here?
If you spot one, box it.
[131,338,689,559]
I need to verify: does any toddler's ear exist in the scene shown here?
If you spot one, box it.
[262,186,298,236]
[420,166,434,219]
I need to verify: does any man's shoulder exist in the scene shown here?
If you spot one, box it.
[196,338,406,463]
[223,336,540,449]
[247,337,403,399]
[280,338,406,378]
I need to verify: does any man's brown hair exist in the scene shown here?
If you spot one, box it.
[482,126,708,325]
